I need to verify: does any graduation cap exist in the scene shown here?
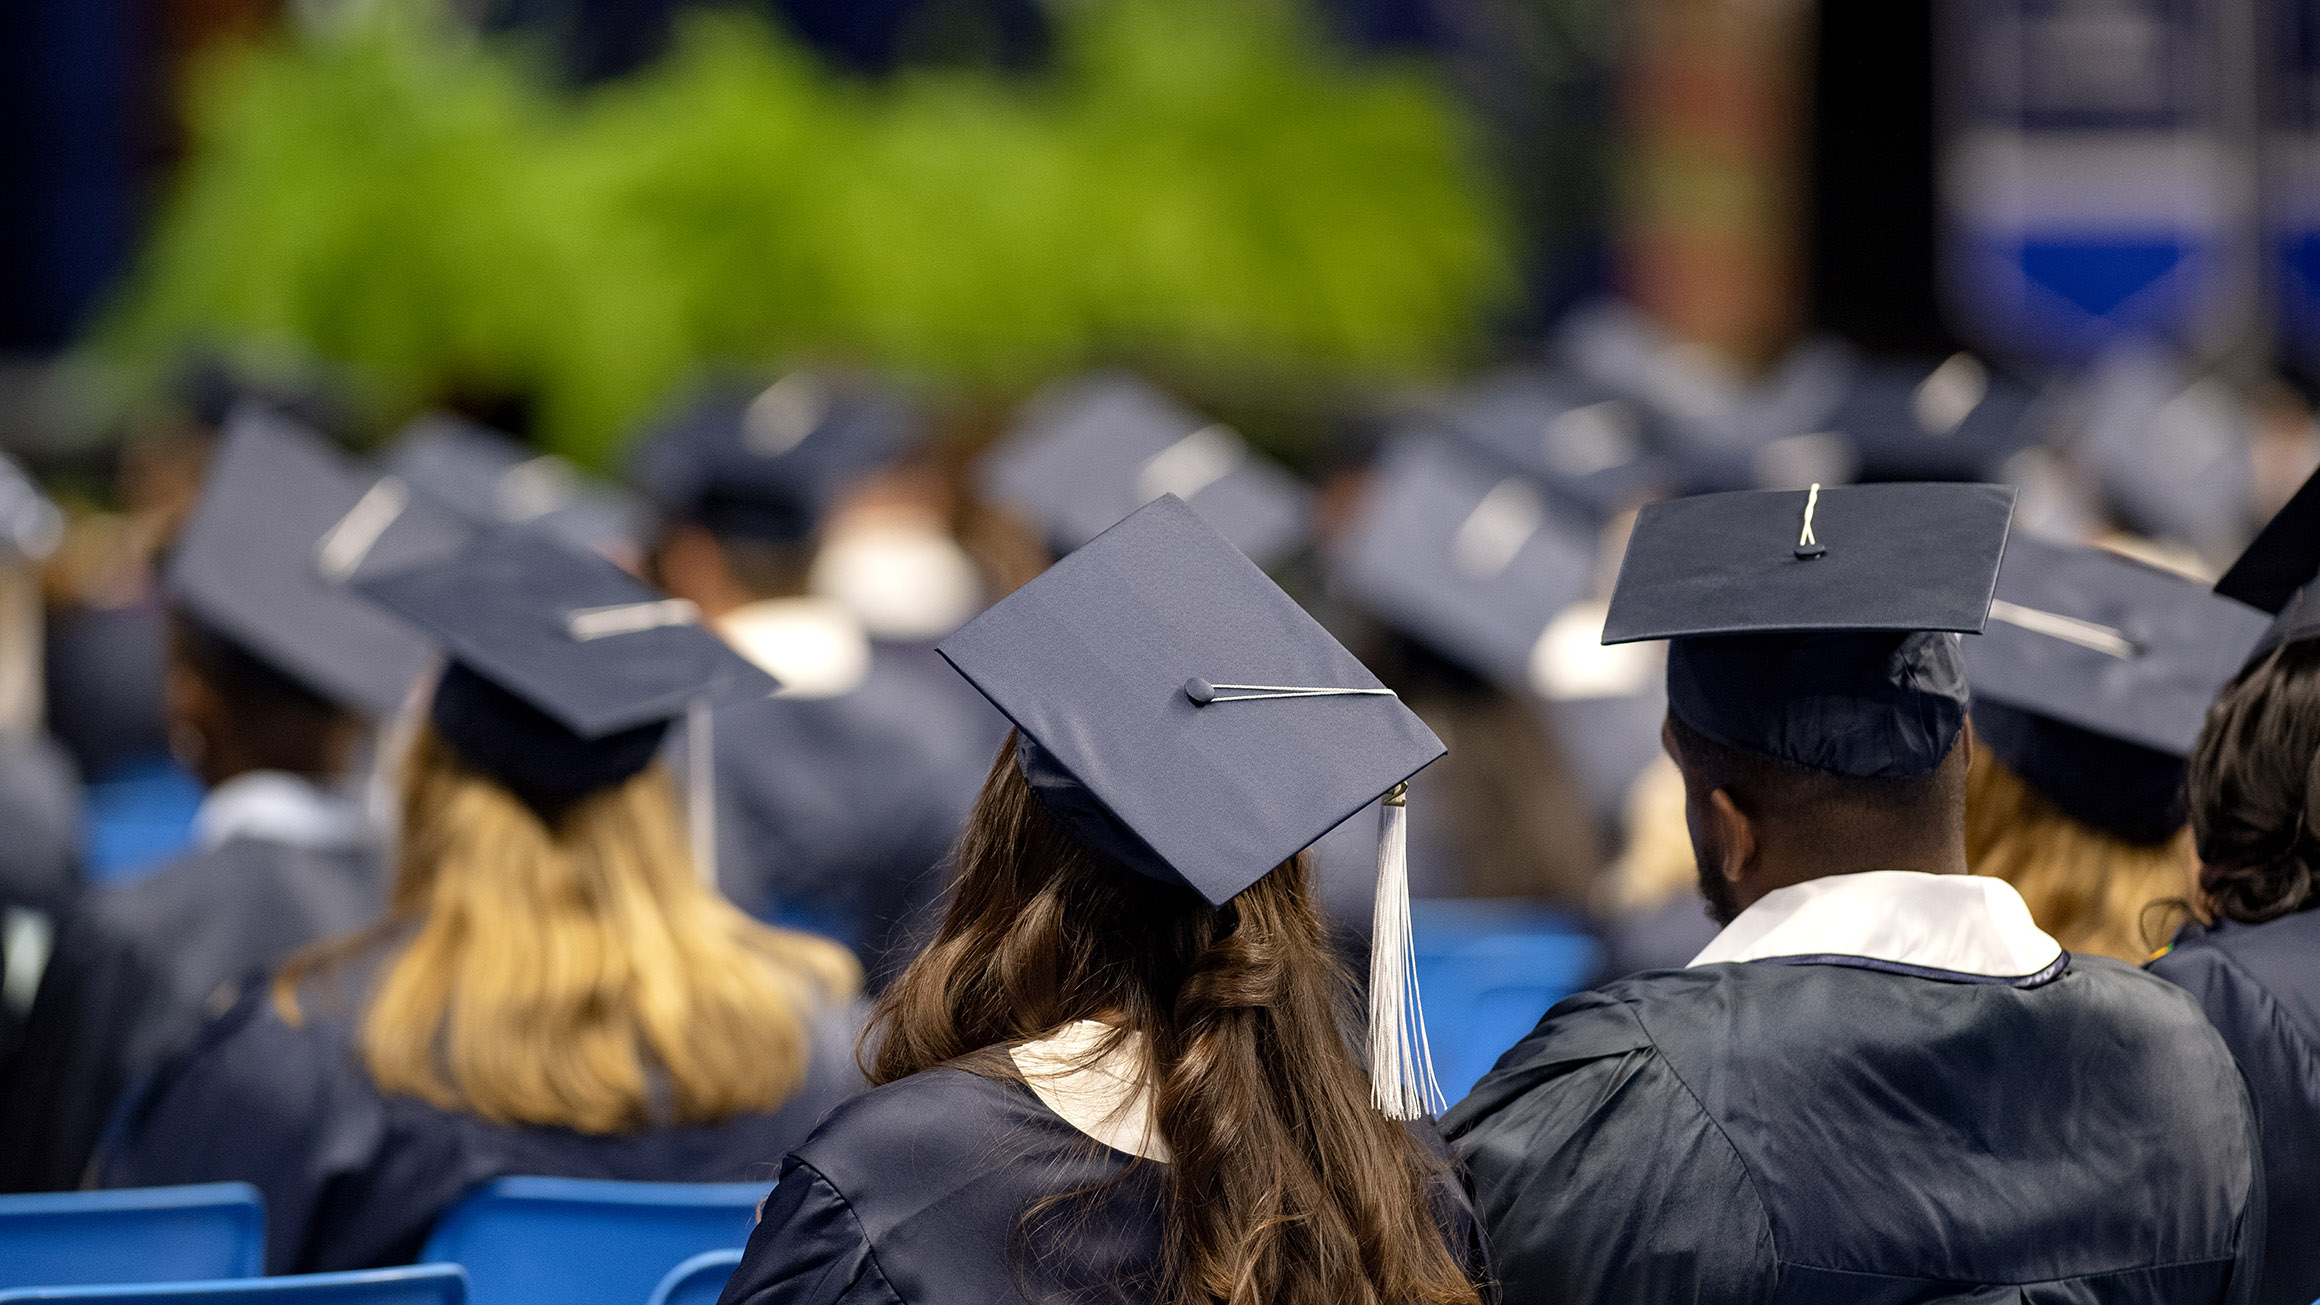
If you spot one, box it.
[1605,482,2017,779]
[385,415,646,563]
[165,410,475,717]
[2073,348,2252,559]
[357,528,776,819]
[939,494,1447,1118]
[1962,535,2268,843]
[1417,369,1676,518]
[2212,460,2320,661]
[1822,353,2041,484]
[631,373,921,543]
[1331,435,1598,690]
[978,372,1314,568]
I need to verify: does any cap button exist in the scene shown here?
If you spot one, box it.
[1183,677,1217,705]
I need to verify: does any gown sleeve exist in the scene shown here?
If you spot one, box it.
[97,982,382,1274]
[717,1157,902,1305]
[0,905,162,1191]
[1440,990,1776,1305]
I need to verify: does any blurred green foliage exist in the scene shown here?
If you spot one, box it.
[91,0,1513,467]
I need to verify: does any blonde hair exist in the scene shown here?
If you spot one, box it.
[1965,739,2196,963]
[279,725,861,1134]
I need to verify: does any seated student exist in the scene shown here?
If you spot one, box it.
[2148,469,2320,1305]
[101,531,865,1273]
[634,375,1002,986]
[1445,484,2262,1303]
[720,496,1493,1305]
[1958,535,2269,962]
[0,414,470,1192]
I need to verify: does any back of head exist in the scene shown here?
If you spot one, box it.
[1964,734,2193,961]
[1664,706,1968,856]
[870,737,1479,1305]
[2189,640,2320,924]
[282,725,860,1133]
[168,611,358,781]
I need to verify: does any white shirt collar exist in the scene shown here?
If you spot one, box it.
[1011,1019,1168,1162]
[192,771,370,853]
[716,597,872,701]
[1689,870,2064,981]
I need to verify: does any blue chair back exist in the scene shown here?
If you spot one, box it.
[645,1251,742,1305]
[1411,901,1603,1106]
[0,1266,465,1305]
[0,1184,265,1289]
[419,1178,762,1305]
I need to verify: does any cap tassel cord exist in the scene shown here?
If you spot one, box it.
[1183,678,1397,705]
[1368,782,1443,1121]
[687,697,717,889]
[1794,483,1826,560]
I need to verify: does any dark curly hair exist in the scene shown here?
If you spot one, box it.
[2189,640,2320,923]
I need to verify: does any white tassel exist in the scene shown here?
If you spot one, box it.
[687,696,718,889]
[1367,782,1444,1120]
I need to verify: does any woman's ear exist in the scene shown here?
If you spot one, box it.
[1706,787,1756,888]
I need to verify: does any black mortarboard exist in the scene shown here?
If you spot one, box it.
[631,374,920,543]
[939,494,1446,1117]
[385,416,646,562]
[1331,434,1596,690]
[1418,370,1676,518]
[979,372,1314,567]
[165,410,474,716]
[1963,535,2268,842]
[357,528,776,808]
[1823,354,2041,484]
[2074,348,2251,559]
[1605,482,2016,779]
[2215,462,2320,660]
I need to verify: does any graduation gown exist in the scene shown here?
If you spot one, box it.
[2149,910,2320,1305]
[0,826,385,1193]
[718,1064,1494,1305]
[1444,873,2262,1305]
[714,643,1002,987]
[99,951,868,1273]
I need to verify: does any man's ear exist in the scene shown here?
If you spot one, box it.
[1706,787,1756,885]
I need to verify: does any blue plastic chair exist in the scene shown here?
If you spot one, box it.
[419,1178,763,1305]
[1411,900,1604,1106]
[0,1184,265,1289]
[0,1266,465,1305]
[644,1250,742,1305]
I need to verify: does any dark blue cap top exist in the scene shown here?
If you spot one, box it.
[356,529,776,805]
[1607,482,2015,778]
[937,494,1443,905]
[978,372,1314,568]
[631,373,920,543]
[166,410,474,716]
[1419,369,1675,518]
[1331,434,1595,690]
[2216,461,2320,662]
[385,415,645,562]
[1962,535,2269,841]
[1822,354,2040,484]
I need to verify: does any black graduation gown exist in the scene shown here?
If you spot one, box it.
[98,956,868,1273]
[2149,912,2320,1305]
[713,648,1003,987]
[1442,955,2262,1305]
[0,834,386,1192]
[718,1065,1495,1305]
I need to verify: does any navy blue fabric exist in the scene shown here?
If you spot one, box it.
[0,837,387,1193]
[938,495,1443,907]
[718,1065,1494,1305]
[430,661,670,813]
[1444,955,2262,1304]
[166,412,474,716]
[1667,630,1968,779]
[96,948,866,1274]
[1972,700,2189,845]
[1012,732,1177,888]
[2151,911,2320,1305]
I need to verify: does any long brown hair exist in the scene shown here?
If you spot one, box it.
[1964,738,2196,961]
[868,735,1482,1305]
[279,725,860,1133]
[2189,640,2320,924]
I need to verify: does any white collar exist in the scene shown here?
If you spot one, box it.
[192,771,370,853]
[1011,1019,1168,1162]
[716,597,872,700]
[1689,870,2064,981]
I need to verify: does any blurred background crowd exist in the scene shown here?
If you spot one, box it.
[0,0,2312,1129]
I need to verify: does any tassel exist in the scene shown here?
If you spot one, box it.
[687,696,718,889]
[1368,781,1444,1120]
